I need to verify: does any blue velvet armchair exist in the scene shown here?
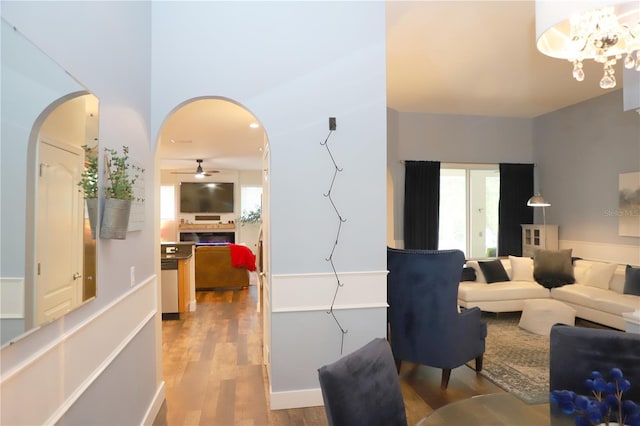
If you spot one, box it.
[387,247,487,389]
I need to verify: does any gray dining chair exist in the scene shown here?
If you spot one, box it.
[317,337,408,426]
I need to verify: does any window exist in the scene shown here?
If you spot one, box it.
[241,185,262,215]
[160,185,175,221]
[438,165,499,258]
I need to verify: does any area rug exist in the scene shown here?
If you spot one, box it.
[466,312,550,404]
[467,312,607,405]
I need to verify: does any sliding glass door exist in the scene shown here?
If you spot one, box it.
[439,165,499,258]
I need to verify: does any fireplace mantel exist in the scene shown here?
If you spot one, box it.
[179,223,235,231]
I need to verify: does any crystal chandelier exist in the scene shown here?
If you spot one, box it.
[536,1,640,89]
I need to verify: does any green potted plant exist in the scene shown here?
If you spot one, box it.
[239,206,262,225]
[78,144,99,239]
[100,145,141,239]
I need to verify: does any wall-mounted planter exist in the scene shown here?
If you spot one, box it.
[100,198,131,239]
[86,198,98,239]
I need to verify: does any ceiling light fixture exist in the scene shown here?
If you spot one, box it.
[195,159,205,179]
[535,1,640,89]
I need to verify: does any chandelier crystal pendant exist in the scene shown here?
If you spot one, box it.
[536,1,640,89]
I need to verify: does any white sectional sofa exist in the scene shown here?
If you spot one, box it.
[458,257,640,330]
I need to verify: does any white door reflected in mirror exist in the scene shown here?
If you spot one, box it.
[35,140,84,326]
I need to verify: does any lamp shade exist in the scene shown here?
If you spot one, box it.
[527,193,550,207]
[535,0,640,60]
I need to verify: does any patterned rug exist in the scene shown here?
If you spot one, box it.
[469,312,550,404]
[468,312,608,405]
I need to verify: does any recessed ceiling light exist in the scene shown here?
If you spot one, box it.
[249,122,259,129]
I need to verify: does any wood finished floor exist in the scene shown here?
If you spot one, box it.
[153,286,508,426]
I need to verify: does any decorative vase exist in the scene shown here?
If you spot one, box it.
[86,198,98,239]
[100,198,131,240]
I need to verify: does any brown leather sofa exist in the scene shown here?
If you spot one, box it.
[195,245,250,289]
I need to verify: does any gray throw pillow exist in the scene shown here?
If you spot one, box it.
[624,265,640,296]
[533,248,575,289]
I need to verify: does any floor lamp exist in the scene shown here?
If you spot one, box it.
[527,193,550,248]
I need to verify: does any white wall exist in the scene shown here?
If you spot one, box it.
[1,2,159,425]
[150,1,387,408]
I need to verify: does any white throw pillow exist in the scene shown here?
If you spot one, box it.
[573,263,591,285]
[583,262,617,289]
[466,261,486,283]
[509,256,534,281]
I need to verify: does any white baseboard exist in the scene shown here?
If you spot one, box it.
[142,381,166,426]
[269,387,324,410]
[560,240,640,266]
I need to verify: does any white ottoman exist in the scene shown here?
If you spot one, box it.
[519,299,576,336]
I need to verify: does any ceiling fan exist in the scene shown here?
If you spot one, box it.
[170,159,219,178]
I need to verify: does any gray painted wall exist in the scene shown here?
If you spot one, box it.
[150,1,387,276]
[388,90,640,253]
[534,89,640,245]
[270,308,386,392]
[59,321,158,424]
[388,109,535,245]
[2,2,156,424]
[396,112,534,163]
[150,1,387,395]
[3,0,388,416]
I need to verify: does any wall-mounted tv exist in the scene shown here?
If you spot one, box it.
[179,182,234,213]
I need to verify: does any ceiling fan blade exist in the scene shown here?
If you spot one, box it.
[169,169,220,175]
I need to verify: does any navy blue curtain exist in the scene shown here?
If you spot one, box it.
[498,163,534,256]
[404,161,440,249]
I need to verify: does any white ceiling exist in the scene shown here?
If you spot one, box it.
[158,1,628,172]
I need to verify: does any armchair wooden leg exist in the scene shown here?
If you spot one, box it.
[394,358,402,375]
[475,355,483,372]
[440,369,451,389]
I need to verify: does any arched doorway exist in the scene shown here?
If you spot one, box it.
[155,96,265,304]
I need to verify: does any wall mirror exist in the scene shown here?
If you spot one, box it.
[1,18,99,347]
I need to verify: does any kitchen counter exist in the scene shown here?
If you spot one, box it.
[160,242,196,316]
[161,242,195,260]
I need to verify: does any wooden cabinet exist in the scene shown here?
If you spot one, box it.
[521,224,558,257]
[178,257,191,313]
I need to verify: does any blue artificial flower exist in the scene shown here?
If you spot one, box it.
[586,405,603,423]
[550,368,633,426]
[605,393,619,408]
[610,368,623,381]
[593,377,607,392]
[584,379,594,392]
[623,400,639,417]
[559,400,575,415]
[575,395,590,410]
[620,379,632,392]
[551,389,575,404]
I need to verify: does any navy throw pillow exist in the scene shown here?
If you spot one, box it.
[478,259,510,284]
[624,265,640,296]
[461,267,476,282]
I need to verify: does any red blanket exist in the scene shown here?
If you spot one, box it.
[228,244,257,272]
